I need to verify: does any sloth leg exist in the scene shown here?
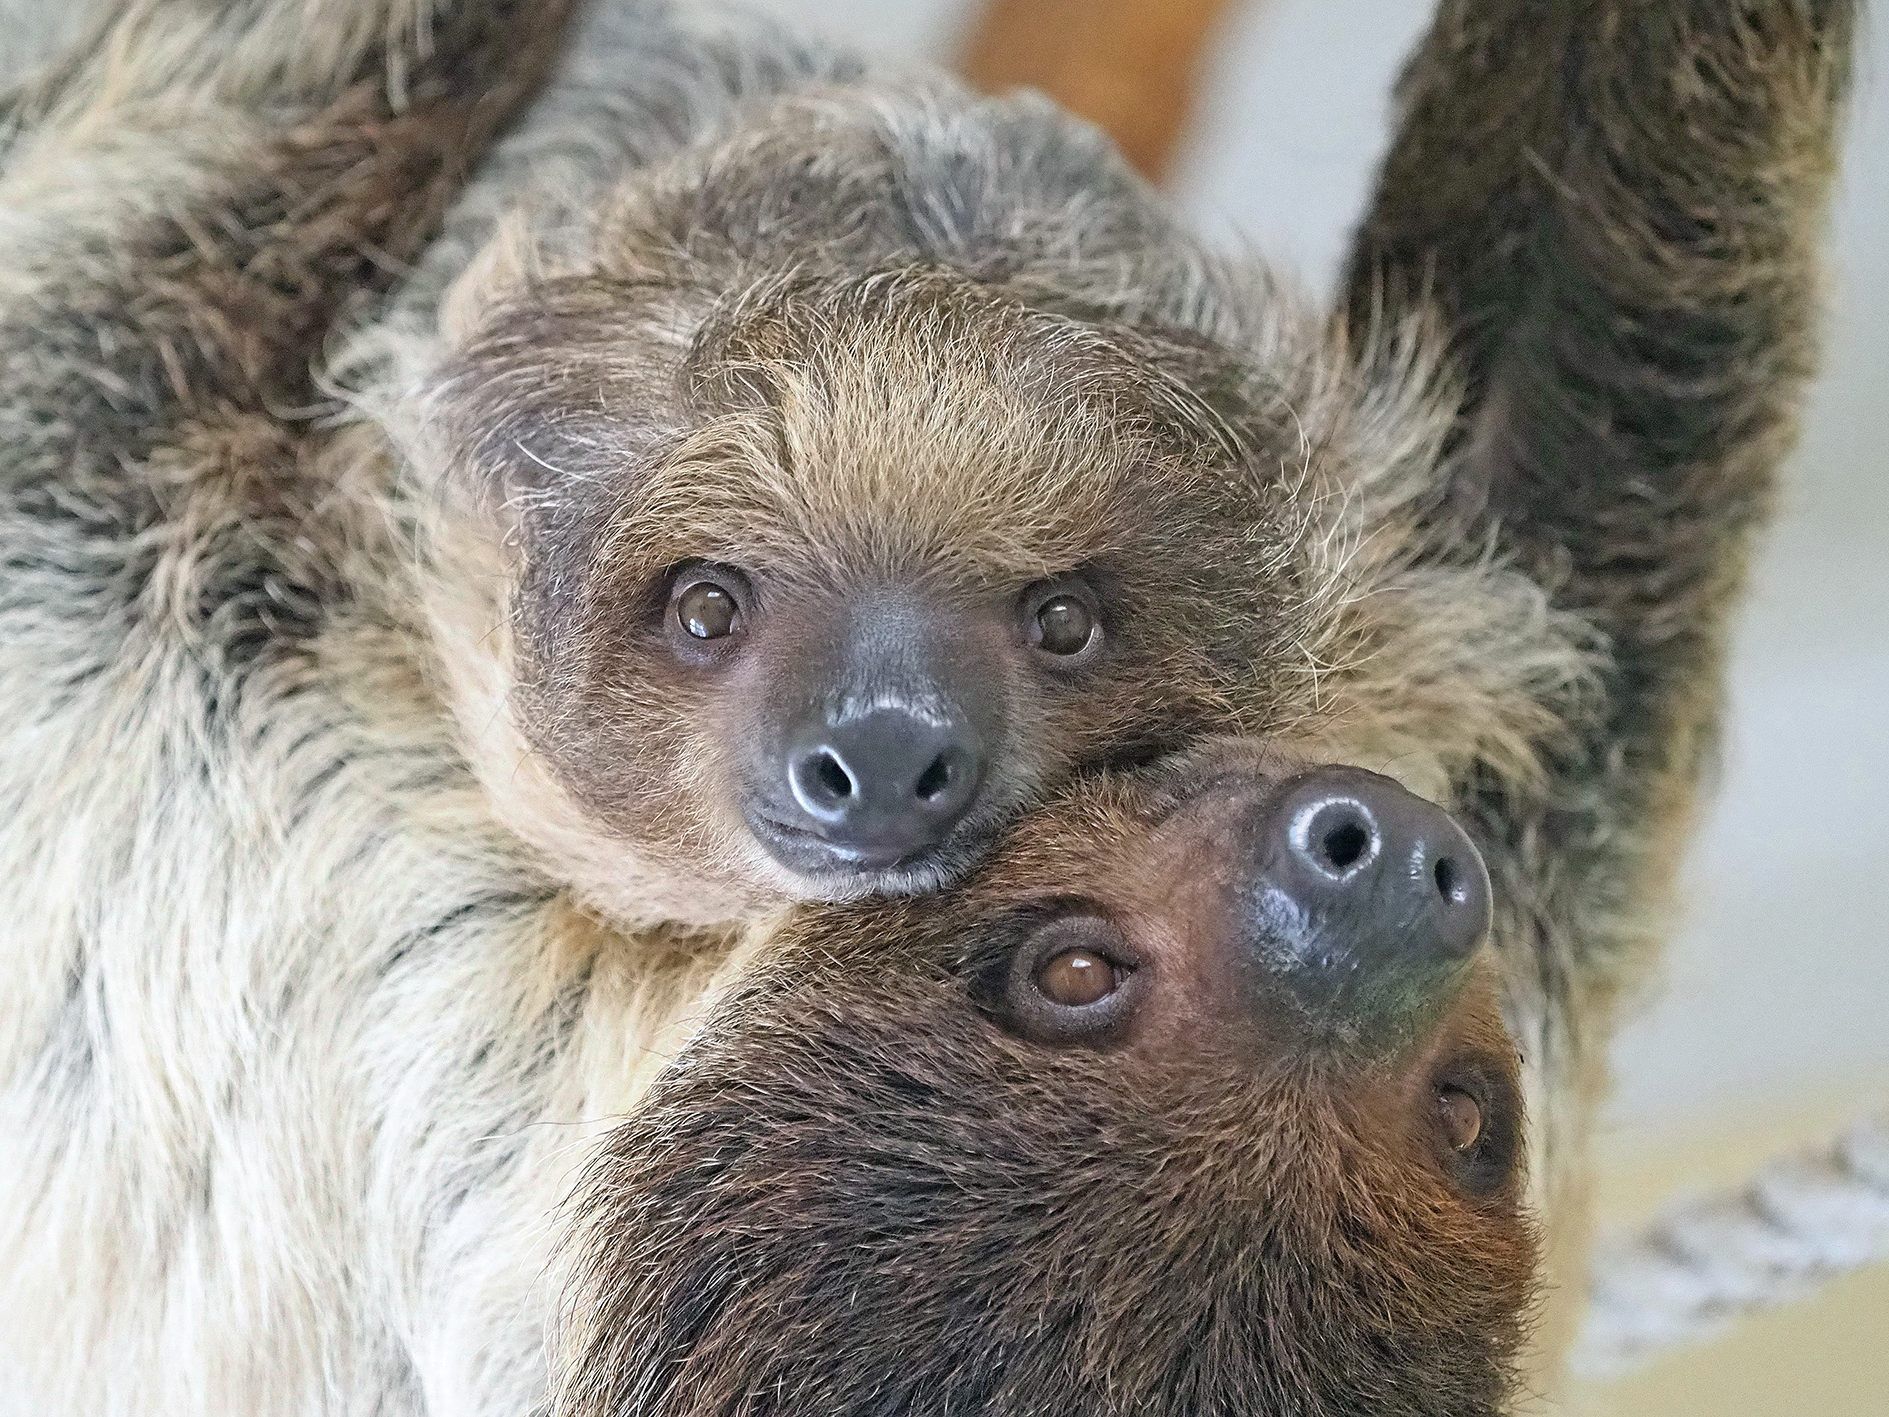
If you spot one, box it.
[1343,0,1856,975]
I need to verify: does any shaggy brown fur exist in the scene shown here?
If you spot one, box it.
[560,740,1539,1417]
[0,0,576,589]
[0,1,597,1410]
[1347,0,1855,980]
[1344,0,1857,1354]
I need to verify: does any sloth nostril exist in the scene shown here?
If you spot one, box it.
[914,752,954,804]
[1266,770,1493,1007]
[1319,818,1371,872]
[810,750,853,802]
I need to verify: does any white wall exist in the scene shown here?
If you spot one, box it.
[734,0,1889,1130]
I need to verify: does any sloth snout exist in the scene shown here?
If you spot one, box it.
[775,701,986,869]
[1234,765,1492,1042]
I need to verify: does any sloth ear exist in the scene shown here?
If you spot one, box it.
[426,230,605,512]
[419,348,616,522]
[418,272,708,526]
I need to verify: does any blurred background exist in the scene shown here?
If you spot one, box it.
[735,0,1888,1410]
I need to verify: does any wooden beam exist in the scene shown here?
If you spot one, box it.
[957,0,1243,184]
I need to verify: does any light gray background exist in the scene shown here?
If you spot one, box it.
[737,0,1889,1132]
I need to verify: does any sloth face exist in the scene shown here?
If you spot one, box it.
[645,558,1111,887]
[431,267,1330,922]
[559,740,1539,1416]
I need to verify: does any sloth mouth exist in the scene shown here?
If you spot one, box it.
[743,807,992,893]
[753,813,929,869]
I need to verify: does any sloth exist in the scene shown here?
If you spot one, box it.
[557,739,1540,1417]
[397,63,1333,928]
[0,0,1854,1413]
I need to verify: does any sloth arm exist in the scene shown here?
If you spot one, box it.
[0,0,576,547]
[1342,0,1857,977]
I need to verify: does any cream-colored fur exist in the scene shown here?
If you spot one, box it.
[0,3,754,1413]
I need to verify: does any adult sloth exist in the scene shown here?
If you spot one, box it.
[0,1,1855,1413]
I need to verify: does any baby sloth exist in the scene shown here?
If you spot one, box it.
[423,254,1316,924]
[559,741,1537,1416]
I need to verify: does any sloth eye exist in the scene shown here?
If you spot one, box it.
[1436,1085,1483,1153]
[665,567,749,645]
[1431,1069,1520,1194]
[1022,577,1103,660]
[1035,596,1095,655]
[676,581,738,639]
[1034,946,1120,1007]
[1000,913,1139,1046]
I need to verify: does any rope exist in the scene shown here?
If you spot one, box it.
[1572,1111,1889,1379]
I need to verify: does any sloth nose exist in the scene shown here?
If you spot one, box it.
[781,705,984,866]
[1240,765,1491,1039]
